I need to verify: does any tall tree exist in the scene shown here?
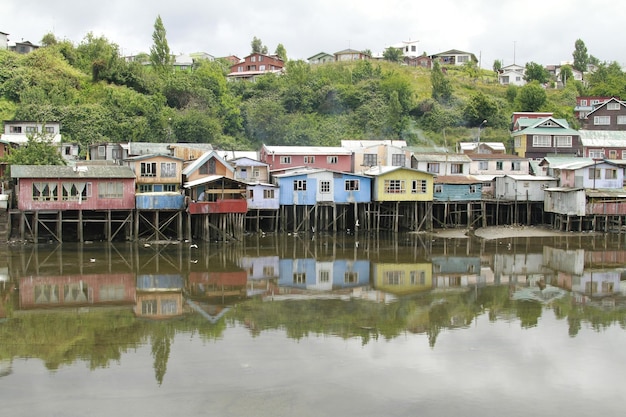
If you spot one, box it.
[559,65,574,86]
[274,44,287,61]
[572,39,589,73]
[492,59,502,73]
[251,36,268,55]
[150,15,173,72]
[431,61,452,103]
[523,62,550,84]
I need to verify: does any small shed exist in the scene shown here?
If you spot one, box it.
[495,175,557,201]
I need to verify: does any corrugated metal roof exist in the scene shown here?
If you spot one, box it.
[505,174,556,181]
[434,175,482,184]
[586,188,626,198]
[512,126,579,136]
[262,145,352,155]
[580,130,626,146]
[363,165,431,176]
[413,153,471,162]
[11,164,135,178]
[128,142,172,156]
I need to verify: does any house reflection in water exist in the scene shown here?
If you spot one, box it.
[187,271,247,301]
[135,274,184,319]
[238,256,280,297]
[431,256,482,289]
[277,258,370,292]
[372,261,432,296]
[19,273,136,310]
[543,246,626,304]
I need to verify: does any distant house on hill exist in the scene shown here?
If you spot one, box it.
[430,49,477,66]
[227,53,284,81]
[334,49,369,61]
[10,40,38,54]
[574,96,615,120]
[498,64,526,86]
[512,117,582,159]
[307,52,334,65]
[0,31,8,50]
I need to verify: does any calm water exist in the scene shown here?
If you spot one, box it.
[1,232,626,417]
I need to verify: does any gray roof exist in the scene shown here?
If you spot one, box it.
[580,130,626,147]
[11,165,135,179]
[413,152,472,163]
[127,142,172,156]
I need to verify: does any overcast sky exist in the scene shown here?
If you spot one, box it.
[3,0,626,68]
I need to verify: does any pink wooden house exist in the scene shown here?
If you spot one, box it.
[259,145,353,174]
[11,165,136,211]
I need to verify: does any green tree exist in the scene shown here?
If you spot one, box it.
[1,130,66,175]
[572,39,588,73]
[492,59,502,73]
[40,32,58,47]
[251,36,268,55]
[274,44,287,61]
[463,92,499,127]
[431,61,452,103]
[463,61,479,80]
[559,65,574,86]
[524,62,550,84]
[150,15,173,73]
[382,47,403,63]
[515,81,547,112]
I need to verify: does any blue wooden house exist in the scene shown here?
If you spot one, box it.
[273,168,372,232]
[433,175,483,202]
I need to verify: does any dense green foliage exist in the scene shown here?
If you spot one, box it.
[1,32,626,155]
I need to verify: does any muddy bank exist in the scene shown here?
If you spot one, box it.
[472,225,599,240]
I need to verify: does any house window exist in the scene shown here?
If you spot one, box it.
[345,272,358,284]
[259,65,266,71]
[263,189,275,199]
[412,180,427,194]
[392,154,406,166]
[427,163,440,173]
[253,169,260,178]
[606,169,618,179]
[32,182,59,201]
[9,126,22,133]
[451,163,463,174]
[259,56,264,62]
[327,156,338,164]
[251,56,256,62]
[496,161,503,171]
[594,116,611,125]
[142,300,157,315]
[319,270,330,283]
[293,273,306,284]
[248,189,254,199]
[478,161,488,170]
[617,116,626,125]
[434,184,443,193]
[45,126,55,133]
[280,156,291,164]
[588,168,601,180]
[363,153,377,166]
[469,184,478,193]
[607,102,620,110]
[161,162,176,178]
[555,136,572,147]
[345,180,360,191]
[304,156,315,164]
[263,265,275,276]
[514,137,521,148]
[384,179,405,194]
[25,126,37,133]
[294,180,307,191]
[511,161,521,171]
[163,184,177,192]
[98,146,105,157]
[410,270,426,285]
[139,184,153,193]
[62,182,91,201]
[589,149,605,158]
[609,150,617,159]
[580,99,588,106]
[622,150,626,160]
[457,55,469,63]
[140,162,157,177]
[384,271,404,285]
[98,182,123,199]
[533,135,552,147]
[320,180,331,193]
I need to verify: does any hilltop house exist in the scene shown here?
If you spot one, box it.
[430,49,477,66]
[334,49,369,61]
[307,52,334,65]
[227,53,284,81]
[498,64,526,86]
[574,96,615,120]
